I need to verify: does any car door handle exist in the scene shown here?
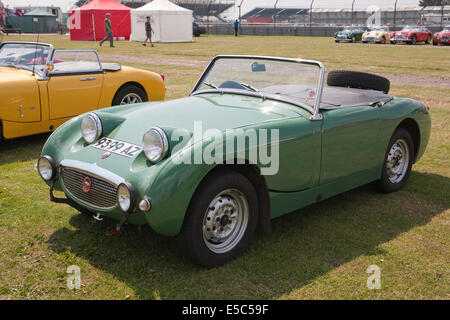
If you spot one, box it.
[80,77,96,81]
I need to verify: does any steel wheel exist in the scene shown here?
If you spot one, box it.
[202,189,249,254]
[386,138,410,184]
[120,93,143,105]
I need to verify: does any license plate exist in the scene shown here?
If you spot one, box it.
[92,137,142,158]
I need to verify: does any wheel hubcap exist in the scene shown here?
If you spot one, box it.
[120,93,142,105]
[386,139,409,184]
[202,189,249,254]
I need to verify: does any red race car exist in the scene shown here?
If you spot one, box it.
[433,26,450,46]
[390,26,433,45]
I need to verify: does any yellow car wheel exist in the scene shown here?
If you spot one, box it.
[112,85,148,106]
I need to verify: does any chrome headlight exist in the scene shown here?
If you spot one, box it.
[37,155,56,181]
[142,127,169,163]
[81,113,102,144]
[117,182,136,213]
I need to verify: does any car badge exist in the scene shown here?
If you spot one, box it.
[102,151,111,159]
[82,177,92,193]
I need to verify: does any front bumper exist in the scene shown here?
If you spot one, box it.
[335,36,351,42]
[391,36,412,43]
[434,37,450,44]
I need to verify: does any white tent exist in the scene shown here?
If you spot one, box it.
[130,0,193,43]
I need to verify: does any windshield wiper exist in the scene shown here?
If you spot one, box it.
[204,82,224,95]
[240,83,265,100]
[204,82,219,90]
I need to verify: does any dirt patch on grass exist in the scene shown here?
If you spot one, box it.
[380,73,450,89]
[100,53,209,68]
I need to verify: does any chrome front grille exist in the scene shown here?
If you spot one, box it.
[60,166,118,210]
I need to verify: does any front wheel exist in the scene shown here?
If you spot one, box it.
[112,85,148,106]
[377,128,414,193]
[178,170,258,267]
[425,35,431,44]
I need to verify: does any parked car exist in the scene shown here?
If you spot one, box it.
[334,27,365,42]
[390,26,433,45]
[362,26,392,44]
[37,55,431,267]
[193,22,206,37]
[433,25,450,45]
[0,41,165,140]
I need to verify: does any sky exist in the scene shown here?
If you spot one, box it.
[1,0,423,13]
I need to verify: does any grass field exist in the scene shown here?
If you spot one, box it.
[0,34,449,300]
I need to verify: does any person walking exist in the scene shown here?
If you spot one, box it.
[99,13,114,47]
[233,19,239,37]
[143,16,154,47]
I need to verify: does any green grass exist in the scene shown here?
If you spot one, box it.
[0,34,449,300]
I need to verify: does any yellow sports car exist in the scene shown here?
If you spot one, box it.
[0,41,165,140]
[362,27,392,44]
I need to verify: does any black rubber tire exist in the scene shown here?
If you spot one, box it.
[351,36,356,43]
[335,40,340,43]
[177,169,258,267]
[433,40,437,46]
[194,30,201,37]
[377,128,414,193]
[381,36,386,44]
[327,70,391,94]
[410,35,417,45]
[112,85,147,106]
[391,40,396,45]
[425,35,431,44]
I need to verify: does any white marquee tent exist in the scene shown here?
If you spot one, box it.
[130,0,193,43]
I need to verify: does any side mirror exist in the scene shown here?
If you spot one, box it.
[46,62,54,72]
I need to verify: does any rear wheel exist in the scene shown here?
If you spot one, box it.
[178,169,258,267]
[351,36,356,43]
[425,35,431,44]
[433,40,438,46]
[377,128,414,193]
[327,70,391,94]
[112,85,148,106]
[381,36,386,44]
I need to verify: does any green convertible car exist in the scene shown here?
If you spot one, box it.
[334,26,365,42]
[38,55,431,267]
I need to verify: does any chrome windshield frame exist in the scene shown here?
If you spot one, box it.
[190,55,325,121]
[0,41,54,77]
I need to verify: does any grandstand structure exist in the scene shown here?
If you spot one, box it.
[241,7,308,24]
[120,0,233,22]
[291,6,450,27]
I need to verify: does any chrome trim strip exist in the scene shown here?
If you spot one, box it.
[59,159,125,187]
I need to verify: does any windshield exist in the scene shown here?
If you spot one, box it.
[444,26,450,31]
[193,57,322,110]
[0,43,51,73]
[371,27,386,32]
[402,26,418,31]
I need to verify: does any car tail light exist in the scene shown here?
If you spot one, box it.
[160,74,165,81]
